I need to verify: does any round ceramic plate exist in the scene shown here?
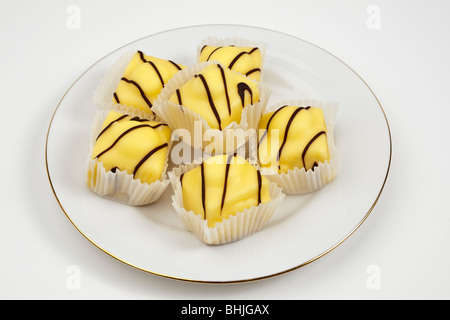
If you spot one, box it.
[46,25,391,283]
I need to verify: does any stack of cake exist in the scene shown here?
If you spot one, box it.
[86,37,338,245]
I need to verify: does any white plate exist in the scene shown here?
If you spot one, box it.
[45,25,391,283]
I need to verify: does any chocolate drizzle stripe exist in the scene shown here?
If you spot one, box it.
[200,163,206,219]
[96,114,128,141]
[256,170,262,204]
[97,116,167,141]
[220,154,234,214]
[180,173,184,187]
[169,60,182,71]
[133,143,168,177]
[277,107,312,169]
[228,47,259,69]
[237,82,253,108]
[301,131,326,170]
[217,64,232,115]
[137,50,146,61]
[95,124,150,160]
[120,77,153,109]
[137,50,165,86]
[113,92,120,104]
[245,68,261,77]
[129,116,148,122]
[197,73,222,130]
[176,88,183,106]
[129,117,169,128]
[206,46,223,61]
[144,60,165,87]
[258,105,288,146]
[277,108,303,165]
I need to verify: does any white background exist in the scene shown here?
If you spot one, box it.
[1,0,449,299]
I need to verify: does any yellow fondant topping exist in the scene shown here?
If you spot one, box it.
[114,51,185,113]
[91,110,171,185]
[258,106,330,173]
[169,63,259,130]
[181,154,270,228]
[199,45,262,81]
